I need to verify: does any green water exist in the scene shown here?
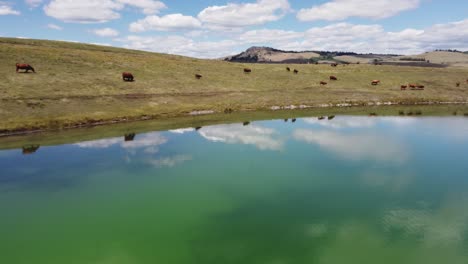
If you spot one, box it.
[1,116,468,263]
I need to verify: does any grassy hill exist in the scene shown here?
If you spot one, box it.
[1,37,468,134]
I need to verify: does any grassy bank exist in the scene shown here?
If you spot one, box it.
[1,104,468,151]
[1,37,468,133]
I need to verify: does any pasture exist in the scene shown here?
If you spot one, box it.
[1,37,467,133]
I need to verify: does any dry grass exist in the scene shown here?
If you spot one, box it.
[1,37,468,132]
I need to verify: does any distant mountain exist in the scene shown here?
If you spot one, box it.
[224,47,320,64]
[225,47,468,67]
[225,46,399,64]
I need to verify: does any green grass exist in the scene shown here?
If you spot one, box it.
[1,37,468,133]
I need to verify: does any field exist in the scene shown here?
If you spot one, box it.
[1,37,468,134]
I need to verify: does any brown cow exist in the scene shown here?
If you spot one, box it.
[320,81,327,85]
[195,74,202,79]
[417,85,425,89]
[401,85,407,90]
[331,63,338,67]
[456,82,460,87]
[293,69,299,74]
[122,72,134,81]
[244,68,252,73]
[409,84,417,89]
[16,63,35,73]
[330,76,337,81]
[371,80,380,85]
[22,144,40,155]
[124,133,136,141]
[286,67,291,72]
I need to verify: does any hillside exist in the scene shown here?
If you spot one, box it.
[1,37,468,134]
[226,47,320,63]
[392,51,468,67]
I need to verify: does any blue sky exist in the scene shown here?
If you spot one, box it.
[0,0,467,58]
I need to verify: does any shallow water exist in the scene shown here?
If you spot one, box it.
[1,116,468,264]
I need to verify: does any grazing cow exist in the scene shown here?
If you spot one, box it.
[330,76,337,81]
[22,144,40,155]
[409,84,417,89]
[124,133,136,141]
[456,82,460,87]
[243,121,250,126]
[244,68,252,73]
[371,80,380,85]
[417,85,425,89]
[320,81,327,85]
[122,72,134,82]
[195,74,202,79]
[293,69,299,74]
[401,85,407,90]
[286,67,291,72]
[16,63,35,73]
[331,63,338,67]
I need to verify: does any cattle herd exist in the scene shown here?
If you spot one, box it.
[14,62,468,91]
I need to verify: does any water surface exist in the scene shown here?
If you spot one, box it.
[1,116,468,263]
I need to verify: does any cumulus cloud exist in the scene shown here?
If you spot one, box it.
[297,0,420,21]
[147,155,192,168]
[25,0,43,8]
[117,35,240,58]
[124,17,468,58]
[75,132,168,155]
[91,27,119,37]
[293,129,408,162]
[116,0,166,15]
[198,124,284,151]
[129,14,202,32]
[0,3,20,15]
[169,128,195,134]
[198,0,291,28]
[239,29,304,44]
[47,23,63,30]
[44,0,165,23]
[278,19,468,55]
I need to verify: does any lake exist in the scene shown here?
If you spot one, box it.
[1,116,468,263]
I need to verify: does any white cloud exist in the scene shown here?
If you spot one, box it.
[277,19,468,55]
[91,27,120,37]
[240,29,304,44]
[44,0,165,23]
[0,4,20,15]
[293,129,407,162]
[25,0,43,8]
[147,155,192,168]
[116,0,166,15]
[47,23,63,30]
[198,124,284,151]
[297,0,420,21]
[129,14,201,32]
[118,35,240,58]
[169,128,195,134]
[75,132,168,154]
[198,0,291,28]
[303,116,377,129]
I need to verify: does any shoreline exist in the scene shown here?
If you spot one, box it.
[1,100,468,138]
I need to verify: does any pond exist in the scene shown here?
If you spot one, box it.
[1,116,468,263]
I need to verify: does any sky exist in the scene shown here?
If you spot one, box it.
[0,0,467,58]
